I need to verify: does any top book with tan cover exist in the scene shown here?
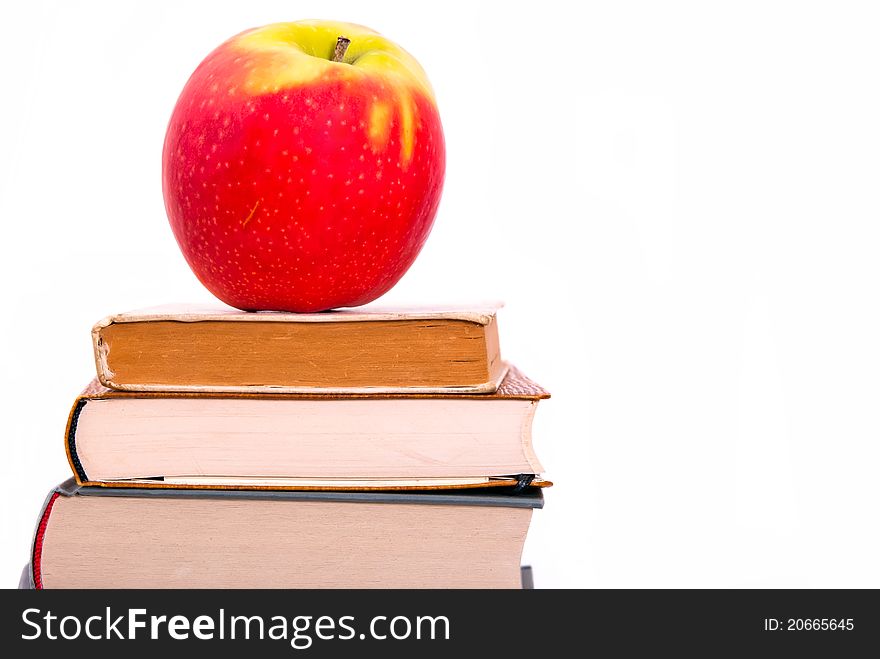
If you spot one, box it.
[92,303,507,394]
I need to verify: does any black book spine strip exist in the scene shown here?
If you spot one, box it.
[511,474,536,494]
[66,399,89,482]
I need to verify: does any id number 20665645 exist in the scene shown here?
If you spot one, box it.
[764,618,854,631]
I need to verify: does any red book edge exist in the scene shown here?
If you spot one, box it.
[32,492,60,590]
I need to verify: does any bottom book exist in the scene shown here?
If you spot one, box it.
[19,565,536,589]
[26,479,543,589]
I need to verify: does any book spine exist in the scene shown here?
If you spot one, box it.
[31,491,60,590]
[29,481,83,589]
[91,320,114,389]
[64,398,89,483]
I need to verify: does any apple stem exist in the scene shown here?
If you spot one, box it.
[332,36,351,62]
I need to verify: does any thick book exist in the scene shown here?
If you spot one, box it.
[28,480,543,589]
[92,303,507,394]
[65,366,550,491]
[18,563,536,589]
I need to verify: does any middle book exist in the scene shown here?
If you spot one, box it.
[66,366,549,492]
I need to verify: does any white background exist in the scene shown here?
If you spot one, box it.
[2,0,879,588]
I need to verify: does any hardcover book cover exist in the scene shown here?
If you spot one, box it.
[92,303,508,394]
[65,366,551,491]
[27,480,544,589]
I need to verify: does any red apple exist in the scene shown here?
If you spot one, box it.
[162,20,445,312]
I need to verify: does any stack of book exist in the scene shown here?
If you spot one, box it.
[24,304,550,588]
